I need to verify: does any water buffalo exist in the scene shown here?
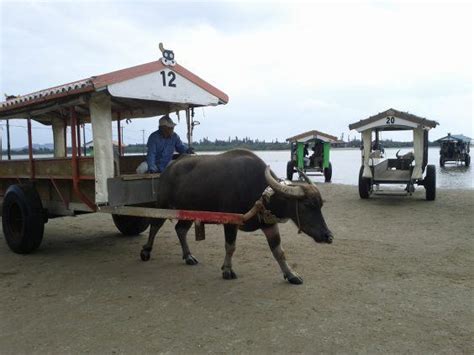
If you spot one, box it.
[140,149,333,284]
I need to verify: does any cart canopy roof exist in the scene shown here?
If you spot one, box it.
[348,108,438,132]
[0,55,228,125]
[435,134,471,143]
[286,130,338,143]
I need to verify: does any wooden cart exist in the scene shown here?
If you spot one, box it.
[0,45,247,254]
[349,108,438,200]
[286,130,337,182]
[436,134,471,167]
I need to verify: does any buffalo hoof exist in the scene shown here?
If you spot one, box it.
[222,269,237,280]
[284,273,303,285]
[140,249,151,262]
[184,254,199,265]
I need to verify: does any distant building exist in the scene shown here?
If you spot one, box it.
[85,140,128,149]
[331,139,347,148]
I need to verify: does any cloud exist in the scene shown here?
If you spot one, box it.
[0,0,472,148]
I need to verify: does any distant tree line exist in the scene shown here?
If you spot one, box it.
[125,136,290,153]
[8,137,444,155]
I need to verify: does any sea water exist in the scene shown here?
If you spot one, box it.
[4,147,473,189]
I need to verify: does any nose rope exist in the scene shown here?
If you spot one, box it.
[296,199,302,234]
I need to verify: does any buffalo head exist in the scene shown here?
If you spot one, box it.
[264,167,333,244]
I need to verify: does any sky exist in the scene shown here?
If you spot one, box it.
[0,0,472,149]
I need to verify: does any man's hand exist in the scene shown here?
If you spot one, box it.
[186,147,195,154]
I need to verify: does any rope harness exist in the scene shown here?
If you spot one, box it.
[242,186,302,233]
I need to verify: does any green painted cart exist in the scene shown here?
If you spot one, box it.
[286,130,337,182]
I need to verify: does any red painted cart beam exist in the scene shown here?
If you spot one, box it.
[177,210,244,224]
[99,206,248,225]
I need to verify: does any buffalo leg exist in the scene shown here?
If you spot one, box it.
[140,218,166,261]
[176,220,198,265]
[261,225,303,285]
[221,224,238,280]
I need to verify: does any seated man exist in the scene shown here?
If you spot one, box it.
[146,115,191,173]
[303,144,310,167]
[310,141,323,167]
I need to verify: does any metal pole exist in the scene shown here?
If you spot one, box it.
[121,126,124,155]
[27,117,35,179]
[6,118,11,160]
[186,108,193,148]
[141,129,145,155]
[63,116,67,157]
[117,112,122,156]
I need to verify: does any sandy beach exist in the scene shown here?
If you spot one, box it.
[0,183,472,353]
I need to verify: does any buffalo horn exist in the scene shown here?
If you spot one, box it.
[265,166,305,198]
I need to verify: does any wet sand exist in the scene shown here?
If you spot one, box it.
[0,184,473,353]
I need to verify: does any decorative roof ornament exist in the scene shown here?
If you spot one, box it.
[159,42,176,66]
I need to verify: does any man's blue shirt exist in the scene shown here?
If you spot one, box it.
[146,129,187,173]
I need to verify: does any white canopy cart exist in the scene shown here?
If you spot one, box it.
[349,108,438,200]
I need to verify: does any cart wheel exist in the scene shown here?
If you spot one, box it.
[465,154,471,167]
[112,215,150,236]
[324,162,332,182]
[439,156,445,167]
[358,166,372,199]
[2,184,45,254]
[286,161,295,181]
[424,165,436,201]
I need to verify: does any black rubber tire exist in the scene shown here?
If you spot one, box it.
[425,164,436,201]
[286,161,295,181]
[358,166,371,199]
[465,155,471,167]
[439,156,445,167]
[112,215,150,236]
[2,184,45,254]
[324,162,332,182]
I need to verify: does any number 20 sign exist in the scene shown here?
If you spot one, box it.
[386,116,395,124]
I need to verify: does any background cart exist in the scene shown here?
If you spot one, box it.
[349,108,438,200]
[286,130,337,182]
[436,133,471,167]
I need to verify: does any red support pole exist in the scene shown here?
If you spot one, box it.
[70,107,96,212]
[76,118,81,157]
[63,116,67,157]
[27,117,35,179]
[70,108,78,179]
